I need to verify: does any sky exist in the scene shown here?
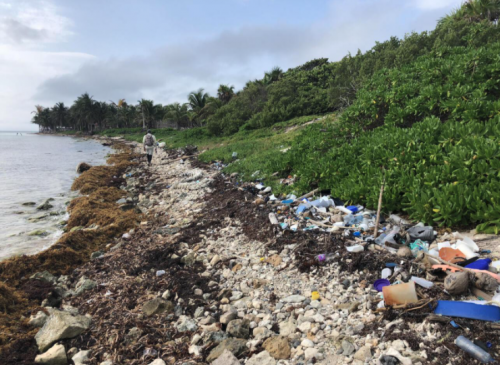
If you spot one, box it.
[0,0,463,131]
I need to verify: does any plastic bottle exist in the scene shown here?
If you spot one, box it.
[343,215,363,226]
[346,245,364,253]
[383,226,401,245]
[455,336,495,363]
[375,233,387,245]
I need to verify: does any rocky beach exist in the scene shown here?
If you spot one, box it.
[2,137,500,365]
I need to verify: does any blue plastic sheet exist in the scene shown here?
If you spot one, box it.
[434,301,500,322]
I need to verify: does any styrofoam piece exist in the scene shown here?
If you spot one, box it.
[456,241,479,259]
[438,242,451,250]
[459,237,480,253]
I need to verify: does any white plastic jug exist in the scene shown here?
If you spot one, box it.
[346,245,364,253]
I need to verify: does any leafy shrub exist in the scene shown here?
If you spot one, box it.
[205,19,500,136]
[278,43,500,232]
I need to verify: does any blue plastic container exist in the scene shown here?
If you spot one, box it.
[346,205,358,213]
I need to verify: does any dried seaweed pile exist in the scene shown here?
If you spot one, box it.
[0,140,141,362]
[59,186,223,363]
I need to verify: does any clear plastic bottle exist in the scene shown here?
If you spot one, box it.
[455,336,495,363]
[383,226,401,245]
[343,215,363,226]
[375,233,387,245]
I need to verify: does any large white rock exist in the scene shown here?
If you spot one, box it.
[305,348,324,361]
[29,311,48,328]
[301,339,314,348]
[34,343,67,365]
[35,310,92,352]
[211,349,240,365]
[72,349,91,365]
[279,321,297,337]
[247,350,276,365]
[298,321,312,333]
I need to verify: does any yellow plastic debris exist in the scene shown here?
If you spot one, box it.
[311,291,320,301]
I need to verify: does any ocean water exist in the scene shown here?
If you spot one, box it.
[0,132,111,261]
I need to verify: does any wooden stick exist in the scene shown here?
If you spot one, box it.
[373,172,386,239]
[294,189,319,203]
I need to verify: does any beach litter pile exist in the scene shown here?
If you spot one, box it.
[10,143,500,365]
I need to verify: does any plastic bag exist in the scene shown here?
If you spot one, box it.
[410,239,429,257]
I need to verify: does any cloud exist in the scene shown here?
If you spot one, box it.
[0,0,73,44]
[0,1,91,131]
[35,24,313,103]
[35,0,420,106]
[0,18,46,42]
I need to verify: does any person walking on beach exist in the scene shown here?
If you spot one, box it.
[143,129,157,166]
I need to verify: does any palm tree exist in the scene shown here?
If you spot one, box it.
[464,0,500,22]
[138,99,162,129]
[187,88,210,126]
[263,66,284,85]
[138,99,152,129]
[199,97,224,121]
[72,93,96,132]
[217,84,235,104]
[188,89,210,112]
[439,0,500,26]
[116,98,127,108]
[51,102,68,131]
[32,105,49,132]
[164,103,190,129]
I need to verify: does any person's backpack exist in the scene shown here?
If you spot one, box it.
[145,134,154,147]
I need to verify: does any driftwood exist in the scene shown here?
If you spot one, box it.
[292,189,319,205]
[373,174,386,239]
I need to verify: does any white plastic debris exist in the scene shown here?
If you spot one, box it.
[346,245,364,253]
[411,276,434,288]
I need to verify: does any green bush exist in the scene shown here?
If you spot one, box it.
[276,43,500,232]
[206,19,500,136]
